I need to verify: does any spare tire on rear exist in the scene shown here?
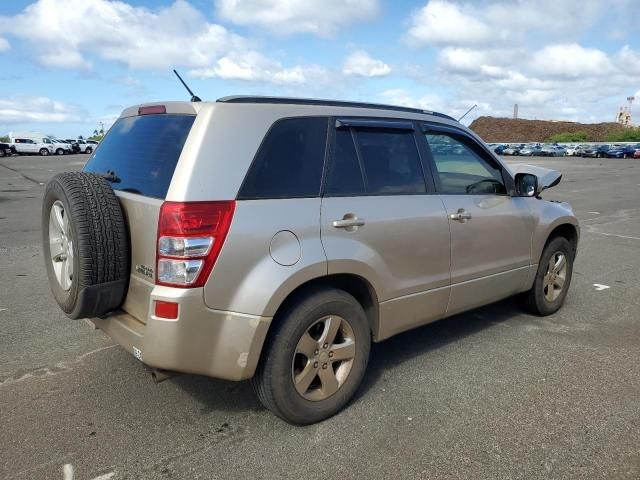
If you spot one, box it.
[42,172,129,319]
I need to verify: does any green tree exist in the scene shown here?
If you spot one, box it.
[605,128,640,142]
[546,131,588,143]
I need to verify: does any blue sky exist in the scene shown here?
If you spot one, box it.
[0,0,639,137]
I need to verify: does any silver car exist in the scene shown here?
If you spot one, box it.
[42,96,579,424]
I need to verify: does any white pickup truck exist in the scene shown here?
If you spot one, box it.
[9,132,71,156]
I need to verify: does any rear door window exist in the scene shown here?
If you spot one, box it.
[238,117,328,199]
[326,126,426,196]
[84,114,195,199]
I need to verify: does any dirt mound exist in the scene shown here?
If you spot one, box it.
[469,117,625,142]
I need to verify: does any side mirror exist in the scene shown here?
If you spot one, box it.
[515,173,538,197]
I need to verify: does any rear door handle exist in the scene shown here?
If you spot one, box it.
[333,216,365,228]
[449,209,472,222]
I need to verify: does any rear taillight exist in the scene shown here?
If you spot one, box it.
[156,201,235,288]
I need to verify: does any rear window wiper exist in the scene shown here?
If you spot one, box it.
[102,170,121,183]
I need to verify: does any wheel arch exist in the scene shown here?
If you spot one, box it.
[545,222,579,257]
[267,273,380,343]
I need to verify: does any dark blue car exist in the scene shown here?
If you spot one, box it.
[607,145,640,158]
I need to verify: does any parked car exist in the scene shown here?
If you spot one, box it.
[503,146,520,155]
[0,142,12,157]
[75,139,94,154]
[493,144,507,155]
[634,149,640,159]
[9,131,71,155]
[539,145,564,157]
[64,139,81,153]
[582,145,610,158]
[10,138,54,156]
[41,96,579,424]
[519,146,542,156]
[570,145,588,156]
[606,145,640,158]
[47,138,74,155]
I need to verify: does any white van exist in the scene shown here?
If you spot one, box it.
[9,132,70,156]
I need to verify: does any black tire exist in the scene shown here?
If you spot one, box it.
[85,147,93,154]
[40,148,49,156]
[56,148,64,155]
[252,288,371,425]
[42,172,129,319]
[0,149,5,157]
[523,236,574,316]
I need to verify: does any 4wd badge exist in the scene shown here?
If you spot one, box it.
[135,264,154,279]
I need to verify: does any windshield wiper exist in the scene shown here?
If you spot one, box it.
[102,170,121,183]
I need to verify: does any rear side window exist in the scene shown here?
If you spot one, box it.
[84,114,195,199]
[238,117,328,199]
[326,127,426,196]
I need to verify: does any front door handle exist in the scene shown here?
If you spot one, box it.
[333,215,365,229]
[449,208,472,222]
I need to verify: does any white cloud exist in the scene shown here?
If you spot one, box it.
[0,97,85,123]
[189,51,327,85]
[0,37,9,51]
[215,0,379,36]
[343,50,390,77]
[0,0,244,70]
[530,44,613,78]
[406,0,493,46]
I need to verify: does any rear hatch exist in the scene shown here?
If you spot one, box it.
[83,107,196,323]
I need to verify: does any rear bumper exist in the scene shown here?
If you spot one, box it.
[91,287,271,381]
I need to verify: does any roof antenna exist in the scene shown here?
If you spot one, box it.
[458,104,477,122]
[173,69,201,102]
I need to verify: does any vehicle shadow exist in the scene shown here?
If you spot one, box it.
[174,296,526,416]
[356,296,524,399]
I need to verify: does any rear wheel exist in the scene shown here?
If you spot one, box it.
[252,288,371,425]
[39,148,49,156]
[56,148,64,155]
[0,149,4,157]
[85,147,93,154]
[524,237,573,316]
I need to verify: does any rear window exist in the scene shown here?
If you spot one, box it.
[238,117,328,199]
[84,114,195,199]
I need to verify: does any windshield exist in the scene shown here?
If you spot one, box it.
[84,114,195,199]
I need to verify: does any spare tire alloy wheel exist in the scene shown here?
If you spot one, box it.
[42,172,129,319]
[292,315,356,401]
[49,200,74,291]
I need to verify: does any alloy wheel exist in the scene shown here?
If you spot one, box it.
[543,251,567,302]
[292,315,356,401]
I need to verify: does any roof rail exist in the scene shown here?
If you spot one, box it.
[216,95,457,122]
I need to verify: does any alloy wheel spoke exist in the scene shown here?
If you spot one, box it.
[554,275,565,290]
[51,204,65,237]
[544,284,555,301]
[294,361,318,394]
[50,239,64,260]
[554,254,566,273]
[296,332,318,359]
[318,366,339,397]
[319,316,341,347]
[330,339,356,362]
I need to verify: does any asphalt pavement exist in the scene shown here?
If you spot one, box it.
[0,154,639,479]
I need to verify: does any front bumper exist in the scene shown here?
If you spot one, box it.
[91,286,271,381]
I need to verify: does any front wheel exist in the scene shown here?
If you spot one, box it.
[523,237,574,316]
[252,288,371,425]
[56,148,64,155]
[39,148,49,156]
[85,147,93,154]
